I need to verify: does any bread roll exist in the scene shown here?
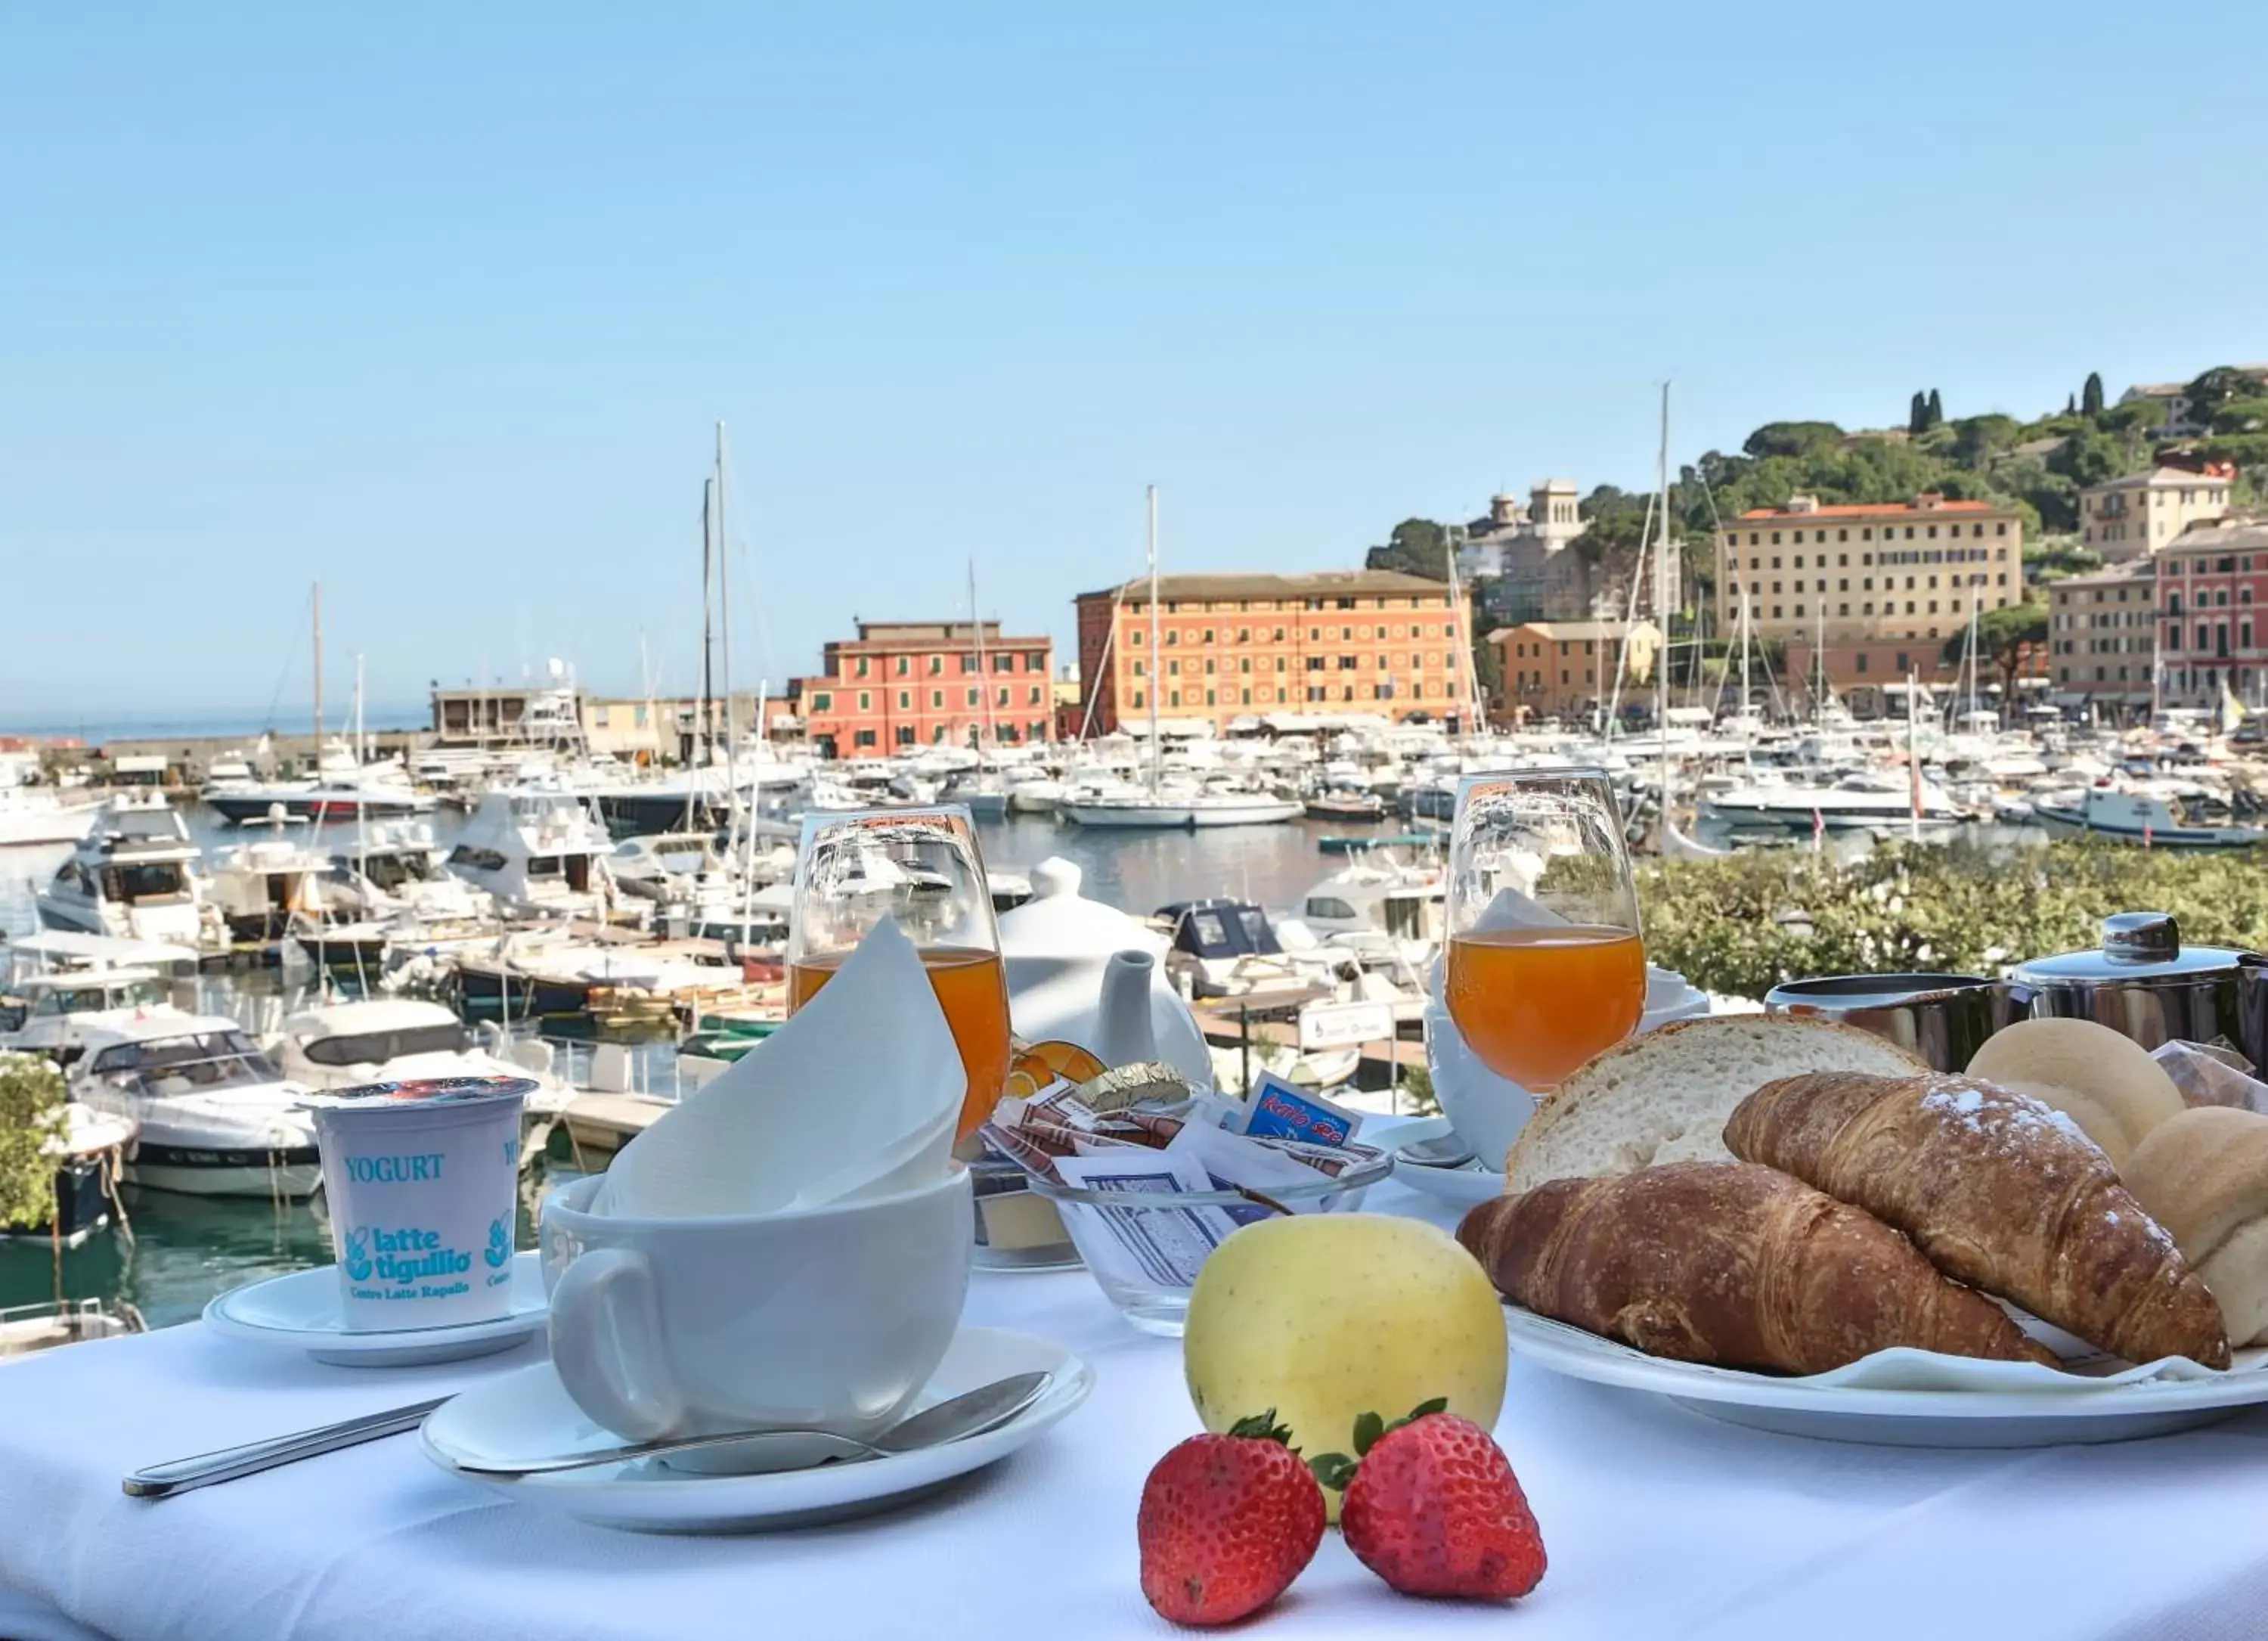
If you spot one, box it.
[1503,1016,1924,1193]
[1966,1019,2185,1169]
[2125,1106,2268,1346]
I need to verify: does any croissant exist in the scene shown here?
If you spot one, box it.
[1724,1072,2230,1370]
[1457,1162,2054,1373]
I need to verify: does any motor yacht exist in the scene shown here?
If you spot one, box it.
[69,1015,321,1197]
[34,796,215,947]
[2031,788,2267,848]
[267,997,572,1119]
[0,968,187,1062]
[201,740,435,824]
[446,787,616,919]
[1701,770,1966,833]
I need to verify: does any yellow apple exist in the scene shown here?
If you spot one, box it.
[1182,1212,1507,1518]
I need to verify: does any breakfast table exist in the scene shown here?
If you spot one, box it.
[4,1149,2267,1641]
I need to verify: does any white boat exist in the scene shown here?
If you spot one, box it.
[1004,774,1065,814]
[606,832,727,903]
[1,968,186,1061]
[204,836,330,941]
[445,787,616,919]
[1702,771,1966,833]
[1284,854,1446,975]
[2031,789,2267,849]
[1063,784,1303,829]
[202,740,435,824]
[0,786,103,848]
[320,820,494,927]
[268,997,572,1118]
[70,1016,321,1197]
[0,1297,144,1358]
[33,796,215,947]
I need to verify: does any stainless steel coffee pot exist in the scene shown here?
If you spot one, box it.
[2002,911,2260,1059]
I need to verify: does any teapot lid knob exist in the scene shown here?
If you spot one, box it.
[2102,911,2180,963]
[1029,857,1082,899]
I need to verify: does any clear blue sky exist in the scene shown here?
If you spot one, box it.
[5,2,2265,727]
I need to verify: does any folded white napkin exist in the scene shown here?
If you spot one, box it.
[600,917,962,1218]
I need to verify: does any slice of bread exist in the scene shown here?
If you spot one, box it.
[1503,1016,1926,1194]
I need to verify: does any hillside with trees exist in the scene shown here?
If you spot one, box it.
[1369,361,2263,622]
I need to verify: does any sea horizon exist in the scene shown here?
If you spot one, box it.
[0,703,432,746]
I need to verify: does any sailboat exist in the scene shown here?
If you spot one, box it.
[1062,487,1301,830]
[1642,385,1729,861]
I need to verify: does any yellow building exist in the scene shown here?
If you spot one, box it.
[2078,467,2234,560]
[2048,560,2156,711]
[1072,570,1472,734]
[1713,492,2023,690]
[1492,620,1660,722]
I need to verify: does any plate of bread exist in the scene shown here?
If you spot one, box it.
[1455,1015,2268,1446]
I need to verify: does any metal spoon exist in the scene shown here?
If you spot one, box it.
[446,1369,1054,1478]
[125,1371,1052,1499]
[1396,1131,1479,1169]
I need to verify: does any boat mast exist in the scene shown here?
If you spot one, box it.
[1443,526,1476,745]
[716,421,742,854]
[1146,484,1161,794]
[1906,668,1922,844]
[970,560,994,754]
[1653,381,1673,836]
[311,581,323,771]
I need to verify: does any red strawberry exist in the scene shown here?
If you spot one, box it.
[1138,1411,1326,1627]
[1315,1404,1546,1602]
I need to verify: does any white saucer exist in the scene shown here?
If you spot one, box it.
[203,1252,550,1368]
[423,1324,1092,1532]
[1504,1303,2268,1447]
[1387,1116,1504,1210]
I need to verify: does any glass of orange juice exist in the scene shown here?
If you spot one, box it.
[1444,768,1644,1090]
[787,804,1012,1140]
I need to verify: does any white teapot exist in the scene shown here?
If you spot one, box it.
[995,857,1212,1087]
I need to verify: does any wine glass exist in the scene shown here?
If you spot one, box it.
[786,804,1012,1138]
[1444,768,1645,1090]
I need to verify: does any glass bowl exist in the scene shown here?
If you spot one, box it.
[969,1156,1081,1271]
[1023,1144,1393,1335]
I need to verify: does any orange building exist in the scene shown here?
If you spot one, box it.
[1072,570,1473,735]
[792,621,1055,758]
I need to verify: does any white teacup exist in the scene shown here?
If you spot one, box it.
[1423,997,1537,1174]
[540,1165,973,1466]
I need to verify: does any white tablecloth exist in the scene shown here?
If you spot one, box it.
[6,1168,2268,1641]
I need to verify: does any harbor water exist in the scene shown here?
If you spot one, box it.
[0,805,1408,1326]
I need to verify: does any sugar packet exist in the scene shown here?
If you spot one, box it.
[1241,1071,1361,1148]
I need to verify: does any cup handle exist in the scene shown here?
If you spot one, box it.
[546,1247,685,1441]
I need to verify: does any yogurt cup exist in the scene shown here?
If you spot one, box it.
[312,1076,534,1332]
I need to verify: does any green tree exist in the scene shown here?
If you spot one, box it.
[2208,398,2268,436]
[2082,371,2105,416]
[2186,366,2259,426]
[1743,422,1844,460]
[1909,392,1929,436]
[1950,414,2020,467]
[1944,600,2048,705]
[2050,422,2125,489]
[2065,392,2077,416]
[1363,518,1451,581]
[1926,389,1944,428]
[0,1056,66,1230]
[2097,399,2166,436]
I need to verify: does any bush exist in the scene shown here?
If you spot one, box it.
[0,1055,67,1231]
[1637,841,2268,1001]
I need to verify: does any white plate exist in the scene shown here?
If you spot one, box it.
[1504,1304,2268,1447]
[421,1324,1092,1532]
[203,1252,549,1368]
[1385,1116,1504,1210]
